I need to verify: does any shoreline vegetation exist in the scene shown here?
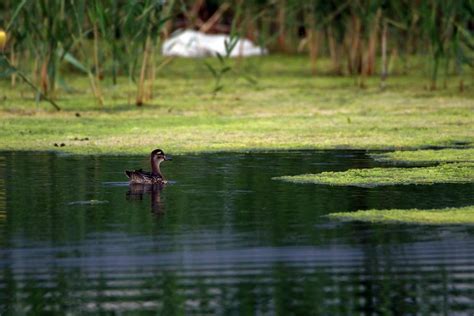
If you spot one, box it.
[0,57,473,156]
[0,1,472,156]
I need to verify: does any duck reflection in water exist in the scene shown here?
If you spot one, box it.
[126,184,165,215]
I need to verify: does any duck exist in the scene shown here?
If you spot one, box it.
[125,149,172,184]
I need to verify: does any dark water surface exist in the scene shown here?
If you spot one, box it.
[0,151,473,315]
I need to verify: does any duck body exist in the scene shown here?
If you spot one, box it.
[125,149,171,184]
[125,169,166,184]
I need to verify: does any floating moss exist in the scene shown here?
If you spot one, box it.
[327,205,474,225]
[371,148,474,165]
[274,163,474,187]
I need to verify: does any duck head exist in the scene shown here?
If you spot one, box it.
[151,149,172,163]
[150,149,171,178]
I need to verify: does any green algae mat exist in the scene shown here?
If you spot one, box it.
[274,162,474,187]
[371,148,474,165]
[327,206,474,225]
[274,148,474,225]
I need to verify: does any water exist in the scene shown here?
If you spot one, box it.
[0,151,473,314]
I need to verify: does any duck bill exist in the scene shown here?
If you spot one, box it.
[164,155,172,161]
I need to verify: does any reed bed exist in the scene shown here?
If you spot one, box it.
[0,0,472,109]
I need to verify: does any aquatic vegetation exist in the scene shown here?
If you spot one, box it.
[371,148,474,165]
[0,56,472,155]
[274,163,474,187]
[327,205,474,225]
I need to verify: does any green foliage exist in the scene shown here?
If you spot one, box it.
[204,5,249,94]
[2,0,170,101]
[204,52,233,94]
[0,0,472,101]
[417,0,473,88]
[0,53,60,110]
[0,54,15,77]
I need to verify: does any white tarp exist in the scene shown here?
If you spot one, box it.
[162,29,267,58]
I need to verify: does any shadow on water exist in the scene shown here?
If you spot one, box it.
[0,150,473,314]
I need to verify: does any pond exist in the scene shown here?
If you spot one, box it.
[0,151,473,314]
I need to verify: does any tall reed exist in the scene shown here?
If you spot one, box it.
[0,0,471,108]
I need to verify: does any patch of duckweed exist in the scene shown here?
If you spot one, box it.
[274,162,474,187]
[326,205,474,225]
[371,148,474,165]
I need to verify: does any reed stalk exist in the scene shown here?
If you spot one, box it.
[40,56,49,96]
[277,0,287,52]
[347,15,361,76]
[10,46,16,86]
[365,9,381,76]
[136,35,151,106]
[305,6,319,76]
[145,40,156,101]
[93,23,100,82]
[92,22,104,107]
[327,26,342,75]
[380,19,388,90]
